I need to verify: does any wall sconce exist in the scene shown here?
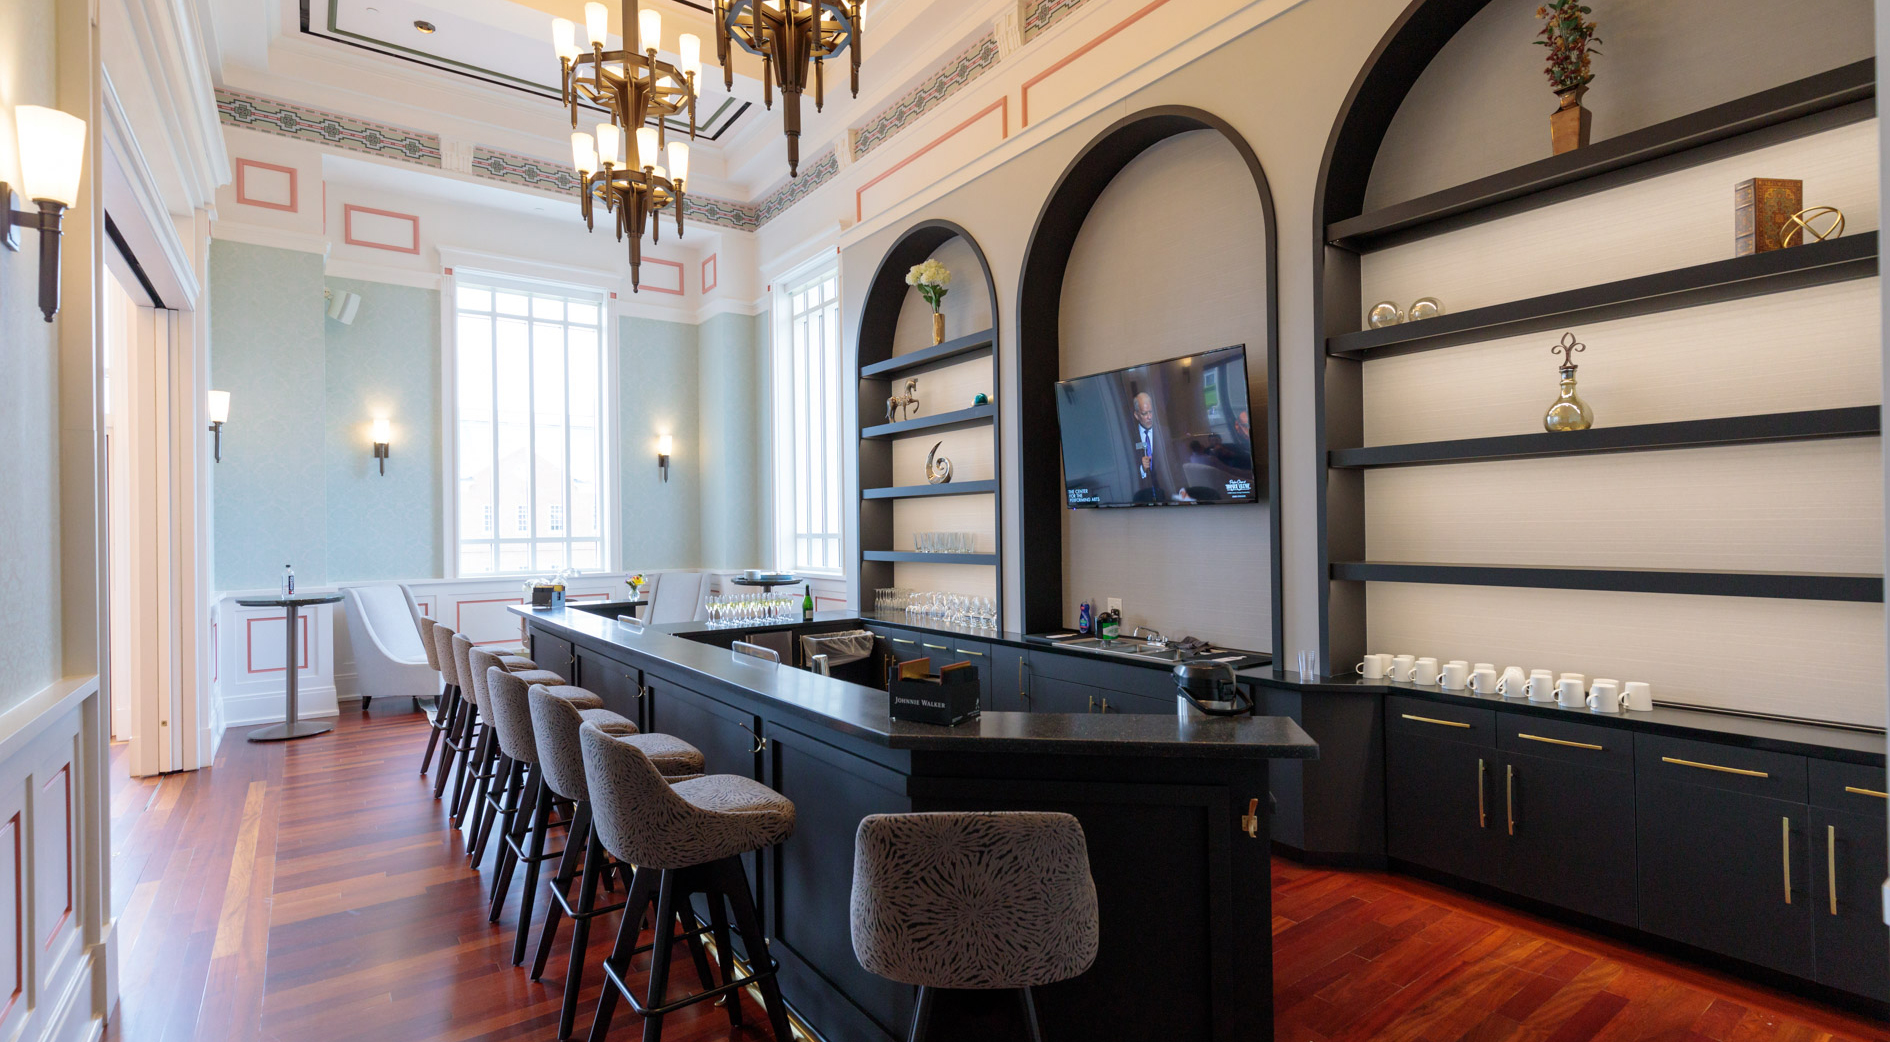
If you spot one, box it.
[657,433,673,483]
[207,389,231,462]
[371,418,392,475]
[3,106,87,323]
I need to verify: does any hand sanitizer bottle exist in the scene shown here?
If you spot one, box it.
[282,564,295,598]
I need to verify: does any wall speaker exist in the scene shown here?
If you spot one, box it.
[325,288,362,325]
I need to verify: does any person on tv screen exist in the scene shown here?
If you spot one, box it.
[1130,391,1193,504]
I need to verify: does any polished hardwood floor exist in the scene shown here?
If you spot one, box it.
[102,705,1887,1042]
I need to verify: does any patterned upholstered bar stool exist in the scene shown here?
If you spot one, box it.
[469,653,591,868]
[430,624,473,800]
[527,686,705,1040]
[851,812,1100,1042]
[485,667,611,962]
[579,723,798,1042]
[460,644,571,836]
[417,617,450,775]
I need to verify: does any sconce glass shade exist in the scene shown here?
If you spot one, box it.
[370,418,392,444]
[584,2,610,47]
[595,122,620,166]
[635,127,659,169]
[657,433,674,455]
[571,131,597,174]
[679,33,701,78]
[15,106,86,207]
[552,17,580,61]
[207,389,231,424]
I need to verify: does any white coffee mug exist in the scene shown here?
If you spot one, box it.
[1391,655,1417,683]
[1473,662,1495,674]
[1623,681,1653,712]
[1556,677,1586,708]
[1587,679,1623,713]
[1496,666,1527,698]
[1439,661,1470,691]
[1356,654,1390,680]
[1469,667,1500,695]
[1412,657,1442,685]
[1525,670,1557,702]
[1559,673,1585,686]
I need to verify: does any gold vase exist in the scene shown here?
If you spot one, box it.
[931,312,945,345]
[1544,365,1594,432]
[1551,86,1590,155]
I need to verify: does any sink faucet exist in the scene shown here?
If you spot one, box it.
[1130,626,1166,646]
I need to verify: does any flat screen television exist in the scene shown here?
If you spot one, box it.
[1055,345,1261,508]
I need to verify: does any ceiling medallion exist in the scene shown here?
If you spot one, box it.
[715,1,862,177]
[553,1,700,292]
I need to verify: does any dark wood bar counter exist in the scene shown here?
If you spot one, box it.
[510,605,1317,1042]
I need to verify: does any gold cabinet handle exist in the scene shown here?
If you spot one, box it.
[957,649,985,657]
[1782,816,1792,904]
[1517,733,1603,751]
[1087,695,1097,713]
[739,722,767,754]
[922,643,948,651]
[891,638,916,645]
[1401,713,1470,729]
[1828,824,1839,916]
[1240,797,1260,839]
[1506,763,1516,836]
[1844,785,1888,798]
[635,683,649,700]
[1101,698,1111,714]
[1662,755,1769,779]
[1477,758,1487,829]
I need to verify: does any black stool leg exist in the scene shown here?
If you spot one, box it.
[533,804,590,979]
[432,689,466,799]
[454,723,492,827]
[680,910,718,1004]
[491,764,540,920]
[451,713,485,822]
[717,856,791,1042]
[418,687,447,774]
[706,899,742,1028]
[907,986,934,1042]
[512,777,555,965]
[545,815,602,1040]
[429,688,460,790]
[589,863,656,1042]
[470,753,513,869]
[1018,987,1044,1042]
[488,757,528,895]
[640,870,681,1042]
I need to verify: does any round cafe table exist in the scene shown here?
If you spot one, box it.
[728,576,802,594]
[236,594,343,742]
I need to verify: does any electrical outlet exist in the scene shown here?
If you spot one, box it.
[1107,597,1122,613]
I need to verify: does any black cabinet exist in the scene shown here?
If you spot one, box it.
[1810,760,1890,1001]
[574,646,644,726]
[531,632,576,683]
[1385,714,1502,886]
[1029,674,1105,715]
[1635,736,1814,980]
[949,639,993,710]
[647,677,764,782]
[1498,747,1636,926]
[989,644,1028,712]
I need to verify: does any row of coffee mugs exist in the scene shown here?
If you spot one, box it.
[1358,654,1653,713]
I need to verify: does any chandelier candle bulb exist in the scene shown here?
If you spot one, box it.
[635,126,659,168]
[571,131,596,173]
[553,17,580,62]
[639,8,660,52]
[666,140,689,183]
[584,1,610,47]
[595,122,620,166]
[679,33,701,78]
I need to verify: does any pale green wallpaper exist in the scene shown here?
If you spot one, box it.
[0,0,63,707]
[210,241,329,590]
[324,277,443,581]
[699,311,766,568]
[620,316,702,570]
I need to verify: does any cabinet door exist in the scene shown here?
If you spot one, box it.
[530,631,575,683]
[1104,691,1174,715]
[1811,805,1890,1001]
[950,640,992,711]
[1029,675,1104,715]
[989,645,1028,712]
[647,678,763,781]
[575,648,645,728]
[881,630,924,663]
[1385,729,1503,886]
[1637,778,1813,978]
[1498,750,1636,926]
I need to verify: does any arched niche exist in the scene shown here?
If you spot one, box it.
[856,219,1003,603]
[1016,106,1281,650]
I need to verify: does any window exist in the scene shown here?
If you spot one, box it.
[454,281,608,575]
[771,263,844,575]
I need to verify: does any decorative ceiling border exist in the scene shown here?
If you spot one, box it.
[1024,0,1098,41]
[754,149,840,226]
[216,87,441,164]
[852,33,1002,160]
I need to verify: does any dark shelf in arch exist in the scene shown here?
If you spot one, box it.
[861,404,996,440]
[1326,59,1875,252]
[860,329,995,378]
[1330,406,1881,469]
[863,480,998,500]
[1327,233,1877,359]
[863,551,998,566]
[1329,561,1883,603]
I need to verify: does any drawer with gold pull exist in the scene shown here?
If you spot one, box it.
[1496,715,1630,773]
[1810,759,1889,812]
[1636,733,1807,802]
[1386,695,1493,747]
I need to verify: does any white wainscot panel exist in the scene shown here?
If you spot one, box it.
[216,599,339,728]
[1359,119,1879,320]
[1365,582,1887,729]
[0,703,94,1042]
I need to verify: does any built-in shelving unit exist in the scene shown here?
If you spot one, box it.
[1327,233,1877,358]
[859,329,995,377]
[1329,405,1881,468]
[862,480,999,500]
[1314,23,1884,682]
[856,220,1003,605]
[1328,562,1883,603]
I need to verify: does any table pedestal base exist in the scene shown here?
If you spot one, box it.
[246,720,335,742]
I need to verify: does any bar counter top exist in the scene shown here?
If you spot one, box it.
[510,605,1317,760]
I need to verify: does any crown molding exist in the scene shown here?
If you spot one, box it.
[210,219,331,256]
[696,296,766,320]
[324,257,442,291]
[437,245,624,295]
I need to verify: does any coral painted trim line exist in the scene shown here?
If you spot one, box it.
[454,598,525,646]
[855,97,1009,223]
[40,766,68,950]
[640,257,686,296]
[342,203,422,254]
[701,254,718,294]
[1021,0,1177,127]
[245,616,312,674]
[234,159,298,212]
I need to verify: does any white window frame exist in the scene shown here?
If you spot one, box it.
[769,256,847,578]
[439,249,623,578]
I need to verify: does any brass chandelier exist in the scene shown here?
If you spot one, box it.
[553,1,700,291]
[715,1,863,177]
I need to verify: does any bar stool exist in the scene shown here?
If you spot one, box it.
[527,687,705,1040]
[417,617,449,775]
[430,624,474,800]
[579,723,797,1042]
[851,812,1099,1042]
[459,644,573,831]
[467,651,589,869]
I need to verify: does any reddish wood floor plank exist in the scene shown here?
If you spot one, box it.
[101,707,1888,1042]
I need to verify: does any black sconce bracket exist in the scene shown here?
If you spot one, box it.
[2,182,69,322]
[208,421,225,463]
[658,452,670,482]
[374,442,390,476]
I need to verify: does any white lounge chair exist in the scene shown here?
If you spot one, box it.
[341,583,435,711]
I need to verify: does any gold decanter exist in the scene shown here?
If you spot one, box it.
[1544,332,1593,432]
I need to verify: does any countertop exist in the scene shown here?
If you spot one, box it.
[513,605,1318,760]
[1242,668,1886,766]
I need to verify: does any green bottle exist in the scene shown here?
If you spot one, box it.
[802,585,814,622]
